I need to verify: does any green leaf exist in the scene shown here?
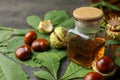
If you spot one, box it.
[101,1,120,11]
[48,49,67,60]
[115,47,120,53]
[90,1,120,11]
[114,47,120,58]
[0,38,14,53]
[44,10,69,26]
[105,40,120,46]
[58,18,75,29]
[13,29,30,36]
[8,53,41,67]
[34,70,55,80]
[114,57,120,66]
[0,47,9,53]
[107,4,120,11]
[0,41,7,47]
[0,26,15,31]
[0,53,28,80]
[0,30,13,42]
[61,62,93,80]
[7,36,24,52]
[90,2,101,7]
[0,36,18,53]
[37,52,63,80]
[36,31,50,41]
[26,15,41,29]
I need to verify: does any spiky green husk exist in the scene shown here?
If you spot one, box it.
[50,27,68,48]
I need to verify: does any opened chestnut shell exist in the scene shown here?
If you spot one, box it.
[31,38,50,52]
[50,27,68,48]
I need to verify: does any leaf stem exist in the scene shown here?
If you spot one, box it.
[0,26,16,31]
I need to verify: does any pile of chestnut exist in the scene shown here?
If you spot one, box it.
[15,30,119,80]
[15,30,50,60]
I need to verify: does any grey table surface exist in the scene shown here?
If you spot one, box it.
[0,0,105,80]
[0,0,91,29]
[0,0,120,80]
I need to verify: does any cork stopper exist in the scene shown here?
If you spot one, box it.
[73,7,104,21]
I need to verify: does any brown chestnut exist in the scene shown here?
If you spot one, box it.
[92,56,116,76]
[96,56,115,74]
[31,38,50,52]
[15,45,31,60]
[84,72,106,80]
[24,30,37,46]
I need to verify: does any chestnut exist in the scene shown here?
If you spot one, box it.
[31,38,50,52]
[15,45,31,60]
[24,30,37,46]
[92,56,116,76]
[84,72,106,80]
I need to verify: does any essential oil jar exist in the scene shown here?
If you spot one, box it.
[67,7,105,68]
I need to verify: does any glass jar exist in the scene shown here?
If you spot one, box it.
[67,7,105,68]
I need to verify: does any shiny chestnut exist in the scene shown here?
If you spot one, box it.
[84,72,106,80]
[15,45,31,60]
[24,30,37,46]
[31,38,50,52]
[96,56,115,74]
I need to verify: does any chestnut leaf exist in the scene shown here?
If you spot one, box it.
[61,62,93,80]
[58,18,75,29]
[36,30,50,41]
[7,36,24,52]
[114,47,120,66]
[90,1,120,11]
[33,70,55,80]
[0,37,15,53]
[105,40,120,46]
[37,52,59,80]
[8,53,41,67]
[36,51,66,80]
[0,47,9,53]
[114,57,120,66]
[44,10,69,26]
[0,42,8,53]
[115,47,120,54]
[13,29,30,36]
[0,53,28,80]
[26,15,41,29]
[0,30,13,43]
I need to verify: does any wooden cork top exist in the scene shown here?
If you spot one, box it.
[73,7,104,21]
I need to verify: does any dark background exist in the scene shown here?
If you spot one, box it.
[0,0,91,29]
[0,0,91,80]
